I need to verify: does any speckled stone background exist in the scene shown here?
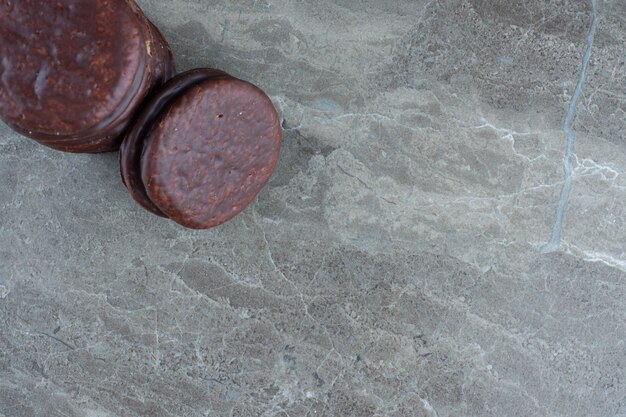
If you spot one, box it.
[1,1,625,416]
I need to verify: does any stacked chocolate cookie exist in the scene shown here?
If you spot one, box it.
[0,0,175,152]
[120,69,281,229]
[0,0,282,229]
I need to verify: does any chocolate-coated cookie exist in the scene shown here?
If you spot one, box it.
[120,69,282,229]
[0,0,175,153]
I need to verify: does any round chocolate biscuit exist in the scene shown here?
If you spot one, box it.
[119,69,228,217]
[0,0,174,153]
[119,69,282,229]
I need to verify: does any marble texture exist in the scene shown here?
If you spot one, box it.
[1,0,625,416]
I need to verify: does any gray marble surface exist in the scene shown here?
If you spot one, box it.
[1,0,625,416]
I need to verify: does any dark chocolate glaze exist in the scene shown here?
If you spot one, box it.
[143,74,282,229]
[119,69,282,229]
[0,0,174,153]
[120,69,229,217]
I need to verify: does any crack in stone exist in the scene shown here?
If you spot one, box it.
[15,313,75,351]
[565,243,626,273]
[541,0,598,254]
[471,119,547,163]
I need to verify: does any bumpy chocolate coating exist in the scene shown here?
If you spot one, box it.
[119,69,282,229]
[120,69,229,217]
[0,0,174,153]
